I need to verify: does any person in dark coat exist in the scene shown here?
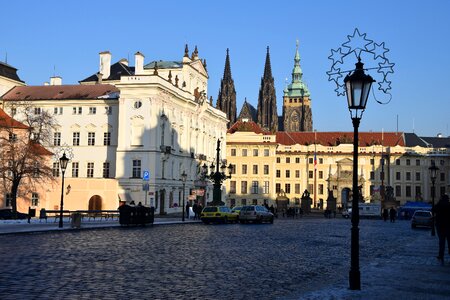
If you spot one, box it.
[383,208,389,222]
[185,202,190,219]
[389,207,397,223]
[193,202,198,220]
[433,194,450,263]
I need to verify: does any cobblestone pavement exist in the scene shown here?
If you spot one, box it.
[0,217,449,299]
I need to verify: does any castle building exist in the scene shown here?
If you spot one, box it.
[216,49,237,128]
[0,46,228,214]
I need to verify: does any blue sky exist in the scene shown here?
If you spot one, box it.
[2,0,449,137]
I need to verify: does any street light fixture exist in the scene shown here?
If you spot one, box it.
[58,152,70,228]
[429,162,439,236]
[202,139,232,206]
[344,58,375,290]
[181,170,187,222]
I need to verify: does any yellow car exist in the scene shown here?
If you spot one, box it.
[200,206,238,224]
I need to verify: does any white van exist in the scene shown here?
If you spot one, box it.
[342,203,381,219]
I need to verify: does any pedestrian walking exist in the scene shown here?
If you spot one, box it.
[193,202,198,220]
[383,208,389,222]
[433,194,450,264]
[185,202,190,219]
[389,207,397,223]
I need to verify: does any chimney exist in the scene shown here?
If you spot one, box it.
[135,51,145,75]
[50,76,62,85]
[99,51,111,79]
[44,82,49,86]
[97,72,103,84]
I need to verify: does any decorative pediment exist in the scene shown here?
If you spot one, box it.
[189,60,208,77]
[85,123,97,130]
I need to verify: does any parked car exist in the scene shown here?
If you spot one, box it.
[411,210,433,229]
[231,206,243,214]
[239,205,274,224]
[200,206,238,224]
[0,209,28,220]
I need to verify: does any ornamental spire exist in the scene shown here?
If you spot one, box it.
[223,48,232,81]
[263,46,273,79]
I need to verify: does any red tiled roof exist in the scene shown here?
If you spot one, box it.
[30,142,53,156]
[227,121,268,134]
[0,108,28,129]
[276,131,405,147]
[1,84,119,101]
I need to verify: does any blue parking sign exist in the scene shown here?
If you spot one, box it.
[143,171,150,181]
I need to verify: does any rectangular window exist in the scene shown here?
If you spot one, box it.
[53,162,60,177]
[73,107,82,115]
[295,170,300,178]
[53,107,63,115]
[295,157,300,163]
[5,193,12,207]
[308,184,313,193]
[251,181,259,194]
[34,107,41,115]
[285,170,290,178]
[33,162,40,178]
[103,132,111,146]
[31,193,39,206]
[105,106,112,115]
[295,183,300,194]
[405,186,411,197]
[263,181,269,194]
[89,107,97,115]
[241,181,248,194]
[132,160,141,178]
[231,149,236,156]
[285,183,291,194]
[396,172,401,180]
[308,170,313,179]
[253,165,258,175]
[275,183,281,193]
[9,133,17,142]
[53,132,61,146]
[88,132,95,146]
[319,158,323,164]
[73,132,80,146]
[286,157,290,163]
[72,162,79,178]
[415,186,421,198]
[309,157,313,164]
[276,170,281,178]
[264,165,269,175]
[416,159,420,166]
[395,185,401,197]
[370,158,375,165]
[242,165,247,175]
[276,157,281,163]
[440,172,445,182]
[87,162,94,178]
[318,184,324,195]
[230,164,236,174]
[253,149,258,156]
[230,181,236,194]
[406,159,410,166]
[103,162,110,178]
[406,172,411,181]
[370,171,375,180]
[319,171,323,179]
[242,149,247,157]
[396,159,400,165]
[264,149,269,156]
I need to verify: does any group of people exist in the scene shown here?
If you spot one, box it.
[185,201,203,220]
[382,207,397,222]
[434,194,450,264]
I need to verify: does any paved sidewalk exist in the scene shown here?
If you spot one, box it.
[0,216,200,235]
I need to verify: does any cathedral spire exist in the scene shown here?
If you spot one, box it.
[216,48,237,128]
[257,46,278,132]
[263,46,273,79]
[292,39,303,83]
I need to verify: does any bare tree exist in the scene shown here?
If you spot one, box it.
[0,101,57,218]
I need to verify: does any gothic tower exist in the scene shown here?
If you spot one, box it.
[257,47,278,132]
[282,41,312,132]
[216,48,237,127]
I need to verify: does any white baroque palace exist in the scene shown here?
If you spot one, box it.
[0,47,228,214]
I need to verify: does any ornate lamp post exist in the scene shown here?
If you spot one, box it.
[429,162,439,236]
[328,28,394,291]
[345,58,375,290]
[58,152,70,228]
[181,170,187,222]
[202,139,232,206]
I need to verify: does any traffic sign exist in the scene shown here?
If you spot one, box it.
[143,170,150,181]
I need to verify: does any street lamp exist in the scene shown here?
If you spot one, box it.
[429,162,439,236]
[344,57,375,290]
[202,139,232,206]
[58,152,70,228]
[181,170,187,222]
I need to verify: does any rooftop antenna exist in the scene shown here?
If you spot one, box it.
[4,52,7,64]
[412,118,415,133]
[53,65,56,77]
[396,114,399,134]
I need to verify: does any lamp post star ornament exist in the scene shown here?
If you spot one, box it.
[328,28,395,291]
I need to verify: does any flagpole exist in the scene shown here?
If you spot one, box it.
[314,130,317,209]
